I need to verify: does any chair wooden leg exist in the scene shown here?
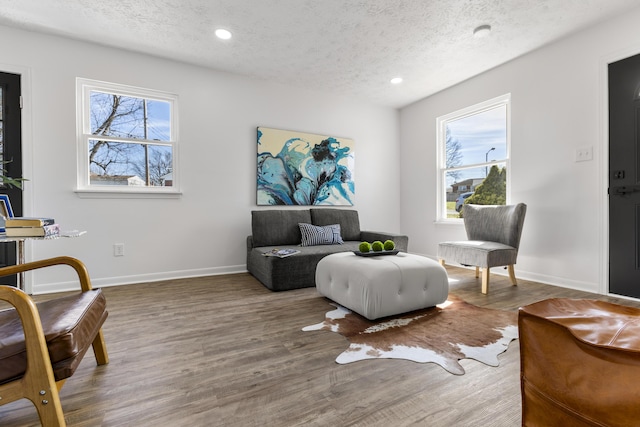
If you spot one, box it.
[2,369,66,427]
[481,268,490,294]
[92,329,110,365]
[475,266,480,278]
[439,259,445,267]
[31,388,66,427]
[508,264,518,286]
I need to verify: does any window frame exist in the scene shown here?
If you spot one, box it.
[75,78,180,198]
[435,93,511,223]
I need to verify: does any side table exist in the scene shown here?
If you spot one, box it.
[0,230,86,292]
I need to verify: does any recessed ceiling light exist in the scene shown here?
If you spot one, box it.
[215,29,232,40]
[473,24,492,38]
[390,77,403,85]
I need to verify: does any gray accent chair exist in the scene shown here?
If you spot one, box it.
[438,203,527,294]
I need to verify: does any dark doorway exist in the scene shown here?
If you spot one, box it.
[0,71,24,286]
[609,53,640,298]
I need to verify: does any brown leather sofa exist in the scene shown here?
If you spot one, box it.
[518,298,640,426]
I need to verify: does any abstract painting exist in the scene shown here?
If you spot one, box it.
[257,127,355,205]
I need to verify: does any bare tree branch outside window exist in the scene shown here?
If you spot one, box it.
[88,91,172,187]
[445,126,462,183]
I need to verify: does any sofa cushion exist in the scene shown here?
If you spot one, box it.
[246,241,362,291]
[251,209,311,247]
[0,289,108,384]
[299,223,344,246]
[310,208,360,241]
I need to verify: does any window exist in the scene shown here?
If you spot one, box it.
[436,94,510,221]
[76,79,179,196]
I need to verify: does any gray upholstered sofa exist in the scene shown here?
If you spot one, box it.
[246,208,409,291]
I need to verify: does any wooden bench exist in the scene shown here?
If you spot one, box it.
[0,256,109,427]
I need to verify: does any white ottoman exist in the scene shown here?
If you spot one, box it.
[315,252,449,320]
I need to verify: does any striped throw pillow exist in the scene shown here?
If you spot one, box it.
[299,223,344,246]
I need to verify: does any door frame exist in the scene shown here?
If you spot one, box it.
[0,63,34,293]
[600,44,640,299]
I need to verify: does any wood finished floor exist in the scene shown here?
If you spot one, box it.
[2,266,639,427]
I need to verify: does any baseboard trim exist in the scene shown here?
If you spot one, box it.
[419,253,600,295]
[32,264,248,294]
[515,270,599,294]
[31,257,602,296]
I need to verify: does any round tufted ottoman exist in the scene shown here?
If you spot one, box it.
[315,252,449,320]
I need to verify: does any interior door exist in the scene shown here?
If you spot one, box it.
[609,53,640,298]
[0,71,23,286]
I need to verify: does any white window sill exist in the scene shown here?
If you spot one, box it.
[434,219,465,226]
[74,188,182,199]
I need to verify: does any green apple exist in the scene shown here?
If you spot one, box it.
[359,241,372,252]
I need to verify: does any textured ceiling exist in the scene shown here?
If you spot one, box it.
[0,0,638,108]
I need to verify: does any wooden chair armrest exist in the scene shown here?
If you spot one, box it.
[0,285,66,424]
[0,256,93,292]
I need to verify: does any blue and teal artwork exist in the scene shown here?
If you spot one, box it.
[257,127,355,205]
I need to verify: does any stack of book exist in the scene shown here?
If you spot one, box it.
[5,217,60,237]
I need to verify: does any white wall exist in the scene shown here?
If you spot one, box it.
[0,25,400,293]
[400,7,640,294]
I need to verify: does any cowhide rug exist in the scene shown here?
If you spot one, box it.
[302,294,518,375]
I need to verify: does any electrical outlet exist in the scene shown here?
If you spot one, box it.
[575,146,593,162]
[113,243,125,257]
